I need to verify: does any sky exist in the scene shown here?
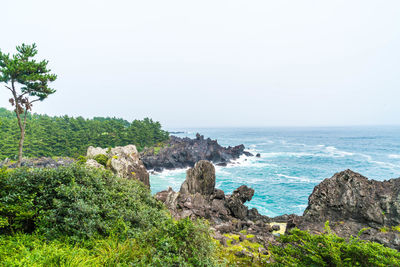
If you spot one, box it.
[1,0,399,128]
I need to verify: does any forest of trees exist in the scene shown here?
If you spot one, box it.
[0,108,169,160]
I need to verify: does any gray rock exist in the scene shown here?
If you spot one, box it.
[180,160,216,195]
[86,159,104,169]
[140,134,251,171]
[287,169,400,249]
[86,145,149,187]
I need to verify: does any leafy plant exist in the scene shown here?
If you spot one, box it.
[93,154,108,167]
[269,222,400,266]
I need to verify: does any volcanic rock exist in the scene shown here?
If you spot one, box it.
[140,134,252,171]
[287,169,400,249]
[155,160,274,246]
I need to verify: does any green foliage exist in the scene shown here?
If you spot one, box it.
[0,107,170,160]
[269,223,400,266]
[0,165,166,240]
[0,226,216,267]
[380,227,389,233]
[93,154,108,167]
[0,165,217,266]
[0,44,57,100]
[76,155,87,165]
[142,218,216,266]
[214,233,269,266]
[0,44,57,165]
[153,146,162,155]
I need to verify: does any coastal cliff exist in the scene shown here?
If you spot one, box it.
[140,133,252,172]
[287,169,400,249]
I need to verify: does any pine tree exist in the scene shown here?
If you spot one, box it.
[0,44,57,166]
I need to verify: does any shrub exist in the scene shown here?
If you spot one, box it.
[142,218,216,266]
[269,222,400,266]
[0,165,217,265]
[76,155,87,165]
[93,154,108,167]
[0,165,166,240]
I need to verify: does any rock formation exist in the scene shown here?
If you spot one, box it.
[140,134,253,172]
[286,169,400,249]
[155,160,276,246]
[86,145,150,187]
[2,157,75,169]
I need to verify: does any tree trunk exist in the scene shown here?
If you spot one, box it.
[17,127,25,167]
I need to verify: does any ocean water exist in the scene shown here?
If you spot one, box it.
[150,127,400,217]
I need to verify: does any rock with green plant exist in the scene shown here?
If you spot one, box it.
[156,160,277,250]
[86,144,149,187]
[287,169,400,250]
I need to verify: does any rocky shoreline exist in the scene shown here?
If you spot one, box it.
[2,138,400,251]
[156,161,400,250]
[140,133,253,172]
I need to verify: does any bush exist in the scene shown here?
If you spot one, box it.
[143,218,216,266]
[0,165,166,240]
[76,155,87,165]
[0,165,217,266]
[269,222,400,266]
[93,154,108,167]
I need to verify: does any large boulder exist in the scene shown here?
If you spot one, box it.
[180,160,216,195]
[287,169,400,249]
[86,145,150,187]
[303,169,400,228]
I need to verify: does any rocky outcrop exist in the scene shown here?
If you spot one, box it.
[155,160,276,247]
[286,169,400,249]
[86,145,150,187]
[180,160,216,195]
[141,134,253,172]
[2,157,75,168]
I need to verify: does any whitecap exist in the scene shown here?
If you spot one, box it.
[276,174,313,183]
[388,154,400,159]
[325,146,354,157]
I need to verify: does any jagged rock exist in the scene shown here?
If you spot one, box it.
[256,153,261,157]
[140,134,252,171]
[86,145,150,187]
[232,185,255,202]
[287,169,400,249]
[180,160,216,195]
[155,160,274,245]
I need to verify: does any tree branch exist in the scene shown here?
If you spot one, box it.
[29,98,41,104]
[4,85,13,93]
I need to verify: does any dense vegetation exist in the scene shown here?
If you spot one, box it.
[0,165,216,266]
[1,165,400,266]
[269,223,400,266]
[0,108,169,160]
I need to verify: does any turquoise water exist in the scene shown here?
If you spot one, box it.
[150,127,400,217]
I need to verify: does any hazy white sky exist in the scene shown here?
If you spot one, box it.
[1,0,399,127]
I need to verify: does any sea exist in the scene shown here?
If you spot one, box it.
[150,126,400,217]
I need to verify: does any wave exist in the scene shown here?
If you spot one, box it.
[276,174,313,183]
[325,146,354,157]
[389,154,400,159]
